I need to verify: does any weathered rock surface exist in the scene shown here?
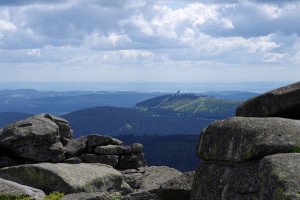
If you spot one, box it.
[121,168,146,189]
[191,161,260,200]
[0,114,65,162]
[62,192,109,200]
[79,154,119,167]
[0,163,125,194]
[123,190,160,200]
[64,136,87,158]
[259,153,300,200]
[160,171,195,200]
[87,134,123,149]
[131,143,144,154]
[0,178,45,200]
[140,166,182,192]
[198,117,300,162]
[119,153,147,170]
[236,81,300,119]
[94,145,130,155]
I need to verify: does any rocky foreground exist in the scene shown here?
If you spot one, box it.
[0,113,193,200]
[1,81,300,200]
[191,81,300,200]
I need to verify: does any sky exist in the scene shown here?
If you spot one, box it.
[0,0,300,82]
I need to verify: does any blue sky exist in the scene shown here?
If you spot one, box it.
[0,0,299,82]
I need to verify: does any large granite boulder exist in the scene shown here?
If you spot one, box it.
[190,161,260,200]
[94,145,131,155]
[160,171,195,200]
[0,114,65,162]
[0,178,45,200]
[198,117,300,162]
[87,134,123,149]
[259,153,300,200]
[0,163,126,194]
[236,81,300,119]
[139,166,182,192]
[118,153,147,170]
[79,154,119,167]
[64,136,87,158]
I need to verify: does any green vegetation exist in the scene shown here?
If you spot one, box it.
[291,146,300,153]
[108,192,122,200]
[0,195,31,200]
[44,192,64,200]
[0,192,64,200]
[136,94,240,119]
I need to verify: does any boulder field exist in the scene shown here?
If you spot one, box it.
[191,81,300,200]
[0,113,191,200]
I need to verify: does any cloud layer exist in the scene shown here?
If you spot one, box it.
[0,0,299,82]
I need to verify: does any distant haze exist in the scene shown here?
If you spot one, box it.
[0,82,292,93]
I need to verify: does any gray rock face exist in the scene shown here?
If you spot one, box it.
[131,143,144,154]
[94,145,130,155]
[121,168,146,189]
[87,134,123,149]
[0,114,65,162]
[79,154,119,167]
[0,178,45,200]
[160,171,195,200]
[123,190,160,200]
[64,157,82,164]
[140,166,182,192]
[62,192,109,200]
[191,161,260,200]
[119,153,147,170]
[64,137,87,158]
[259,153,300,200]
[0,163,125,194]
[236,81,300,119]
[198,117,300,162]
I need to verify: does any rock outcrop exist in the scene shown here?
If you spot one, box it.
[0,163,126,194]
[0,178,45,200]
[0,114,146,170]
[236,81,300,119]
[191,81,300,200]
[0,114,190,200]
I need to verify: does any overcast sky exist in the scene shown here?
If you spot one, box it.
[0,0,299,82]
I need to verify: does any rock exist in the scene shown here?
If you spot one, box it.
[0,163,124,194]
[140,166,182,192]
[0,114,65,162]
[0,178,45,200]
[62,192,109,200]
[64,137,87,158]
[79,154,119,167]
[198,117,300,162]
[131,143,144,154]
[64,157,82,164]
[118,153,146,170]
[43,114,73,139]
[0,154,19,168]
[259,153,300,200]
[94,145,130,155]
[120,168,145,189]
[190,161,260,200]
[160,171,195,200]
[123,190,160,200]
[87,134,123,149]
[236,81,300,119]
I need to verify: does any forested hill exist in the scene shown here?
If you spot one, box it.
[136,93,239,119]
[62,94,240,137]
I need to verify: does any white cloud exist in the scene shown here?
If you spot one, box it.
[0,0,299,82]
